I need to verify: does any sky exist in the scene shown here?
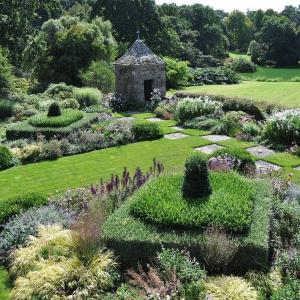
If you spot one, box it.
[155,0,299,13]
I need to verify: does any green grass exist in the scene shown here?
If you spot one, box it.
[0,266,11,300]
[263,153,300,168]
[174,82,300,108]
[131,172,256,232]
[0,136,211,199]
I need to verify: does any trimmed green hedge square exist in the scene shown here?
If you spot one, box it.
[103,179,273,275]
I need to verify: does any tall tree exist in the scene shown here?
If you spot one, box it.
[225,10,254,51]
[281,5,300,26]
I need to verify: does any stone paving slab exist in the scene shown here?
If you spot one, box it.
[255,160,281,174]
[147,117,163,122]
[164,133,189,140]
[203,135,231,142]
[293,166,300,171]
[171,126,184,131]
[195,144,224,155]
[246,145,275,158]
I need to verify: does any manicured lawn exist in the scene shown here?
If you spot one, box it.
[0,266,11,300]
[174,82,300,108]
[0,136,211,199]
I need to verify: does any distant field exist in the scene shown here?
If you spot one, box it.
[229,52,300,81]
[174,82,300,108]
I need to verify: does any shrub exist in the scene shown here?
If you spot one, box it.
[74,87,102,108]
[46,82,74,98]
[190,67,240,85]
[6,112,97,140]
[204,276,259,300]
[242,122,261,137]
[154,98,178,120]
[40,140,62,160]
[30,109,83,127]
[209,147,256,174]
[132,121,162,142]
[103,93,127,112]
[262,110,300,146]
[0,192,48,223]
[163,56,190,88]
[47,102,61,117]
[130,172,255,233]
[80,60,115,93]
[182,152,211,199]
[0,205,75,263]
[0,99,15,119]
[147,89,162,111]
[183,117,220,131]
[226,57,256,73]
[0,145,13,170]
[157,248,206,283]
[175,97,222,123]
[12,143,42,164]
[200,228,239,274]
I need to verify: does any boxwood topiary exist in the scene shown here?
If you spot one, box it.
[0,145,13,170]
[182,152,212,199]
[48,102,61,117]
[132,121,162,142]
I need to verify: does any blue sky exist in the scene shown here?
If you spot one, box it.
[155,0,299,12]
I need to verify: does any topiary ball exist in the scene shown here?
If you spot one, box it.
[47,102,61,117]
[0,146,13,170]
[182,152,212,199]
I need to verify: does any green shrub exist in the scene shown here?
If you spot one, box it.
[242,122,261,137]
[226,58,256,73]
[183,118,220,131]
[132,121,162,142]
[157,248,206,283]
[0,47,13,96]
[29,109,83,127]
[0,192,48,223]
[190,67,240,85]
[175,97,222,123]
[163,56,190,88]
[214,111,246,136]
[209,147,256,174]
[74,87,102,108]
[182,152,211,199]
[271,277,300,300]
[262,110,300,146]
[103,179,272,273]
[6,113,97,140]
[0,146,13,170]
[80,61,115,93]
[0,99,15,120]
[130,172,255,233]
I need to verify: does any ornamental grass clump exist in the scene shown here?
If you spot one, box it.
[182,152,212,199]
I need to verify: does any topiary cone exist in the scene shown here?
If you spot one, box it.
[182,152,212,199]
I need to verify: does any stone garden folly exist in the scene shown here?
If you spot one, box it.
[115,34,166,105]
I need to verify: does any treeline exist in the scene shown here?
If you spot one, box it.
[0,1,299,93]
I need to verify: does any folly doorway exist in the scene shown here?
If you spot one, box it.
[144,80,153,101]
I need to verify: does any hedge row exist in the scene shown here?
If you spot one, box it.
[6,113,97,140]
[103,179,273,275]
[174,93,272,120]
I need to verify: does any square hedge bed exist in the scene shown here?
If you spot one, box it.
[6,113,98,140]
[103,179,273,275]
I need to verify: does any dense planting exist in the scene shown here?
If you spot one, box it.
[132,121,162,141]
[131,172,255,232]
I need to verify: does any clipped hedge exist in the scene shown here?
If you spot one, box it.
[6,113,97,140]
[103,179,273,274]
[0,192,48,224]
[174,93,266,120]
[29,109,83,127]
[132,121,163,142]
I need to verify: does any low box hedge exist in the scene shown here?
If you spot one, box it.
[103,179,273,275]
[6,113,97,140]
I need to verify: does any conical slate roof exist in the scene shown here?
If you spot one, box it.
[115,39,164,66]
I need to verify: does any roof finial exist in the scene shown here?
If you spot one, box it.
[137,29,140,40]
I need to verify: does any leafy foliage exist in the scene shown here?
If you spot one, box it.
[132,121,162,142]
[0,192,47,224]
[74,87,102,108]
[0,146,13,171]
[0,47,13,96]
[47,102,61,117]
[0,99,15,120]
[226,57,256,73]
[182,152,211,199]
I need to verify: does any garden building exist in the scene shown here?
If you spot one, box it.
[115,35,166,105]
